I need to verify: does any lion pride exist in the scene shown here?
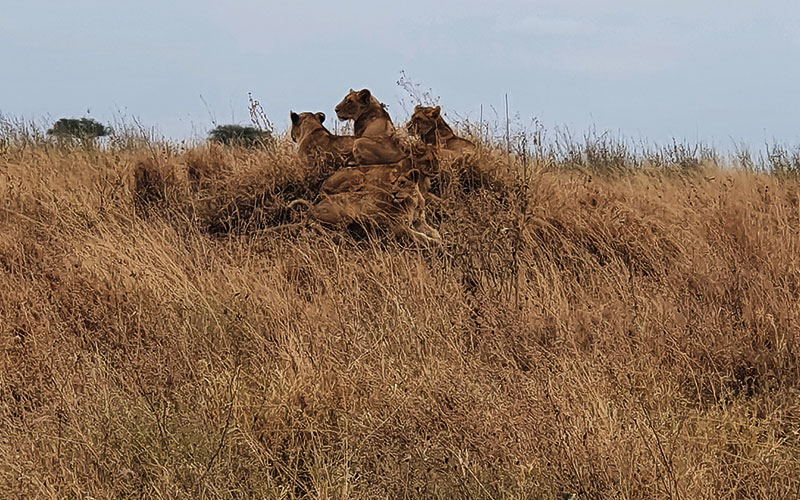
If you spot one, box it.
[334,88,409,165]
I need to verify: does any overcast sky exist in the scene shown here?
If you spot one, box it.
[2,1,799,148]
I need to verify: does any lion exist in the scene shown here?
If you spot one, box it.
[320,143,441,202]
[290,168,441,244]
[334,88,409,165]
[408,105,476,155]
[290,111,355,167]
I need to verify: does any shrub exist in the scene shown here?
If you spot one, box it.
[208,124,272,148]
[47,117,111,140]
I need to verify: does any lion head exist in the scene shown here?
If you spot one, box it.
[335,89,376,121]
[408,105,442,138]
[290,111,327,143]
[389,168,424,204]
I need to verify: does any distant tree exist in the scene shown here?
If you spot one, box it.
[208,124,272,148]
[48,118,111,140]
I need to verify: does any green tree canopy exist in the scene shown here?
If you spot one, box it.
[208,124,272,148]
[48,118,111,139]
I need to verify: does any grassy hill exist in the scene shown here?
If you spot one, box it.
[1,124,799,498]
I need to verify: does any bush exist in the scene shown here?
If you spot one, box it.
[208,124,272,148]
[47,118,111,140]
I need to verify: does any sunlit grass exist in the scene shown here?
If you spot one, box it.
[1,120,799,498]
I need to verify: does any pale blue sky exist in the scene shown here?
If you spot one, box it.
[2,1,798,147]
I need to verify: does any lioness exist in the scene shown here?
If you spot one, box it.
[334,88,408,165]
[408,105,476,155]
[321,143,440,201]
[290,111,355,167]
[290,168,441,244]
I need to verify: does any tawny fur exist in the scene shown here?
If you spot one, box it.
[334,89,408,165]
[408,105,476,155]
[290,111,355,167]
[321,143,441,202]
[291,168,440,244]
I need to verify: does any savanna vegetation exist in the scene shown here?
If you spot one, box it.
[1,109,799,498]
[47,117,111,141]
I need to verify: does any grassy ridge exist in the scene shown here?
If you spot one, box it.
[1,129,799,498]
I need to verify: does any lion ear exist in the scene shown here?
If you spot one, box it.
[358,89,371,103]
[315,112,325,123]
[431,106,441,118]
[290,111,300,125]
[414,104,423,111]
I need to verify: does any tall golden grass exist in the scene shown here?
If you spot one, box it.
[1,123,799,498]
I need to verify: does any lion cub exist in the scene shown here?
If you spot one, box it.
[290,111,355,167]
[334,89,408,165]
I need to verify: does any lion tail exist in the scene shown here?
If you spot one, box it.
[288,199,313,211]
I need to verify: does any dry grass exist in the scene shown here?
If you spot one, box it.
[1,127,799,499]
